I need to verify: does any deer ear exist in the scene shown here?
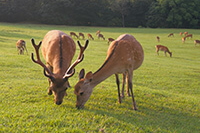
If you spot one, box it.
[85,71,93,82]
[79,69,85,79]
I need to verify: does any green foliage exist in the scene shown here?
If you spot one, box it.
[0,23,200,132]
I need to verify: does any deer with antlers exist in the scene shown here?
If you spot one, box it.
[16,39,28,55]
[74,34,144,110]
[155,45,172,57]
[31,30,88,105]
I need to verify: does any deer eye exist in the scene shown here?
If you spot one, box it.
[80,92,84,96]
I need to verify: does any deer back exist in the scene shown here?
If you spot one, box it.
[42,30,76,75]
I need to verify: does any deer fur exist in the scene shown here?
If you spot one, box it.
[74,34,144,110]
[16,39,28,55]
[31,30,88,105]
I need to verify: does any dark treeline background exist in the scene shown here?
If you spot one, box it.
[0,0,200,28]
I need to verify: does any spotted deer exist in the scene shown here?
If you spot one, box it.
[155,45,172,57]
[74,34,144,110]
[31,30,88,105]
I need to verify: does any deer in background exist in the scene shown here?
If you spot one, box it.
[179,32,183,36]
[74,34,144,110]
[96,30,100,35]
[70,32,79,39]
[156,36,160,42]
[16,39,28,55]
[31,30,88,105]
[87,33,94,40]
[107,38,114,44]
[168,33,174,37]
[155,45,172,57]
[182,37,186,43]
[194,40,200,46]
[79,32,85,40]
[184,32,188,36]
[97,33,105,40]
[185,34,193,39]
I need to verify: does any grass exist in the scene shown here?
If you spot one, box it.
[0,22,200,133]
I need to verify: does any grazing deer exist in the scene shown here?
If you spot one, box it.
[107,38,115,44]
[79,32,85,40]
[87,33,94,40]
[74,34,144,110]
[70,32,79,39]
[179,32,183,36]
[156,36,160,42]
[155,45,172,57]
[16,39,28,55]
[31,30,89,105]
[194,40,200,46]
[96,30,100,35]
[185,34,193,39]
[182,37,186,43]
[168,33,174,37]
[97,33,105,40]
[184,32,188,36]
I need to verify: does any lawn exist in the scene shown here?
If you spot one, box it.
[0,22,200,133]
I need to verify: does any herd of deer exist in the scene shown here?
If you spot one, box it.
[155,32,200,57]
[15,30,144,110]
[15,29,199,110]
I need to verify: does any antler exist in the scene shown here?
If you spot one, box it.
[63,40,89,79]
[31,39,54,78]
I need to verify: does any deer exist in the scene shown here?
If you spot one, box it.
[31,30,89,105]
[16,39,28,55]
[96,30,100,35]
[79,32,85,40]
[168,33,174,37]
[74,34,144,110]
[184,32,188,36]
[70,32,79,39]
[182,37,186,43]
[194,40,200,46]
[107,38,115,44]
[185,34,193,39]
[87,33,94,40]
[97,33,105,40]
[155,45,172,57]
[179,32,183,36]
[156,36,160,42]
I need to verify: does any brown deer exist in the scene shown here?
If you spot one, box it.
[155,45,172,57]
[16,39,28,55]
[194,40,200,46]
[87,33,94,40]
[74,34,144,110]
[31,30,89,105]
[79,32,85,40]
[107,38,115,44]
[168,33,174,37]
[185,34,193,39]
[70,32,79,39]
[184,32,188,36]
[97,33,105,40]
[179,32,183,36]
[156,36,160,42]
[96,30,100,35]
[182,37,186,43]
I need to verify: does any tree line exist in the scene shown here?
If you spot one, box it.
[0,0,200,28]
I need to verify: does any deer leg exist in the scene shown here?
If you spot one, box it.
[126,73,130,97]
[115,74,122,104]
[121,73,126,98]
[128,72,137,110]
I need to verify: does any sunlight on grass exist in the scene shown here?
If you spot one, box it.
[0,23,200,132]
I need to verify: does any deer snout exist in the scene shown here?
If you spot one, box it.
[55,101,62,105]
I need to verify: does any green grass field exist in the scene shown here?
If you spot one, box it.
[0,22,199,133]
